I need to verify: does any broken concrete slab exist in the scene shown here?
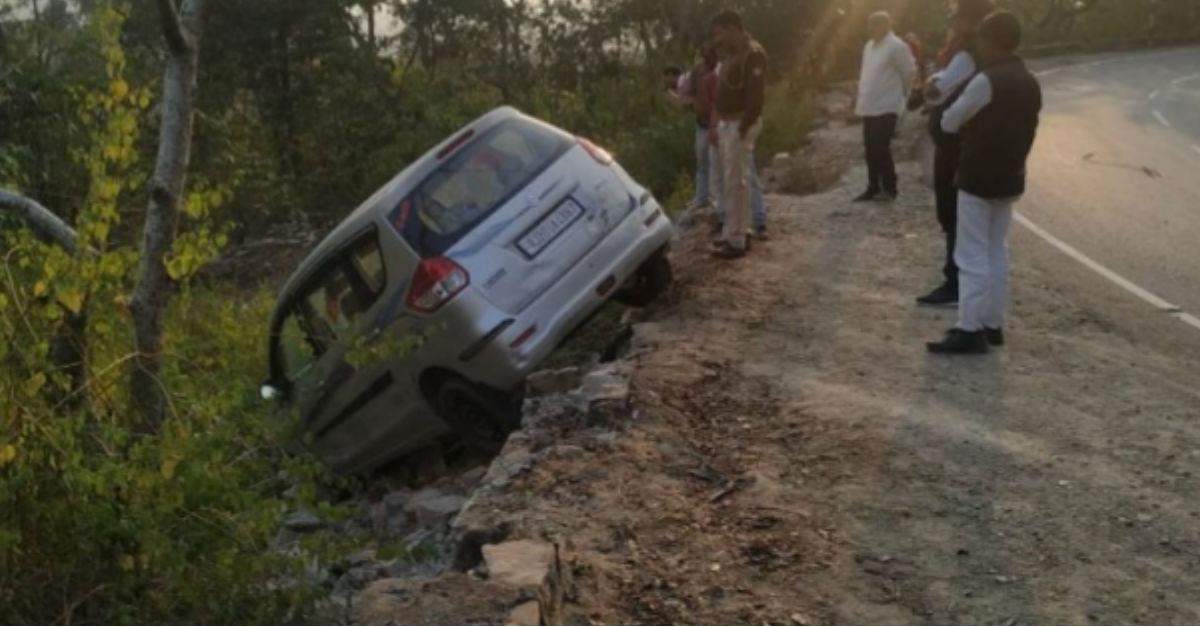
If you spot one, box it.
[482,540,566,625]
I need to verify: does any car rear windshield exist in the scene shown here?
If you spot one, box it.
[389,118,572,256]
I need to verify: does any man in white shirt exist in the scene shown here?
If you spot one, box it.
[927,10,1041,354]
[854,11,917,202]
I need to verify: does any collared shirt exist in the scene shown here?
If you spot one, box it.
[928,50,977,106]
[855,32,918,117]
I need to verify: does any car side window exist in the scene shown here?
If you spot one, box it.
[298,230,387,351]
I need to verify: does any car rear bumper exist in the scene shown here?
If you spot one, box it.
[456,197,674,389]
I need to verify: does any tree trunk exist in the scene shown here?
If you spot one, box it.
[129,0,208,430]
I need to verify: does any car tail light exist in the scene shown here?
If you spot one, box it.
[407,257,470,314]
[577,137,613,165]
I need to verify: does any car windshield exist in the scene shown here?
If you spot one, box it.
[390,118,572,256]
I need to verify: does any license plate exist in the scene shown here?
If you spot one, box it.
[517,199,584,258]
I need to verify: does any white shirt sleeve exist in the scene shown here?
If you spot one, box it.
[941,72,993,134]
[929,51,977,104]
[893,39,918,90]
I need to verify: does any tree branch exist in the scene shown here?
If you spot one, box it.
[0,189,78,254]
[156,0,188,54]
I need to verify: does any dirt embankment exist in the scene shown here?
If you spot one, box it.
[349,92,1200,624]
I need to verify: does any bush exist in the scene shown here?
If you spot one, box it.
[0,272,337,624]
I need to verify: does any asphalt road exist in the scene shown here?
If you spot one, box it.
[1021,47,1200,324]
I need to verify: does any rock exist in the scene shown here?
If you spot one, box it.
[580,364,629,404]
[353,578,412,625]
[483,446,536,491]
[544,444,585,460]
[407,489,467,529]
[482,540,566,625]
[507,600,541,626]
[457,465,488,490]
[526,366,583,397]
[346,548,377,568]
[283,509,324,533]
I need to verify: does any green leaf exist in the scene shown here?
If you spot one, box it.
[23,373,47,398]
[57,289,85,315]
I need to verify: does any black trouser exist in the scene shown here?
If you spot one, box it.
[863,113,898,195]
[933,137,961,290]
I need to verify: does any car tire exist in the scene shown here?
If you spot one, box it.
[615,251,673,308]
[436,378,521,455]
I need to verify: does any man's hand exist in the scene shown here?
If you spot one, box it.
[923,76,942,102]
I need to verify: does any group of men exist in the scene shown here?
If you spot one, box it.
[670,2,1042,355]
[854,0,1042,354]
[665,10,769,260]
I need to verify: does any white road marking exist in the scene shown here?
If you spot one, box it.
[1013,213,1200,332]
[1017,53,1200,332]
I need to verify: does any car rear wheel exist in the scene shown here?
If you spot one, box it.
[615,252,673,308]
[436,378,521,455]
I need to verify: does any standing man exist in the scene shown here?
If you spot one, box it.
[853,11,917,202]
[710,9,768,260]
[916,0,994,307]
[928,10,1041,354]
[689,45,720,212]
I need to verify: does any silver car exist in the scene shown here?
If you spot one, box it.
[262,107,674,473]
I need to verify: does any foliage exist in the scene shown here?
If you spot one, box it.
[0,7,333,623]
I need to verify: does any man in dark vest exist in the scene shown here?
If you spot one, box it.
[927,10,1042,354]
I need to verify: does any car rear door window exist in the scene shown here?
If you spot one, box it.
[285,230,387,360]
[391,118,572,256]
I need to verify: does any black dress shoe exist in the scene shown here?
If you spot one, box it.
[916,283,959,307]
[711,241,747,259]
[853,190,880,202]
[985,327,1005,346]
[753,225,769,240]
[927,329,989,355]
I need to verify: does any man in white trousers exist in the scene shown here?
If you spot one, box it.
[927,10,1042,354]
